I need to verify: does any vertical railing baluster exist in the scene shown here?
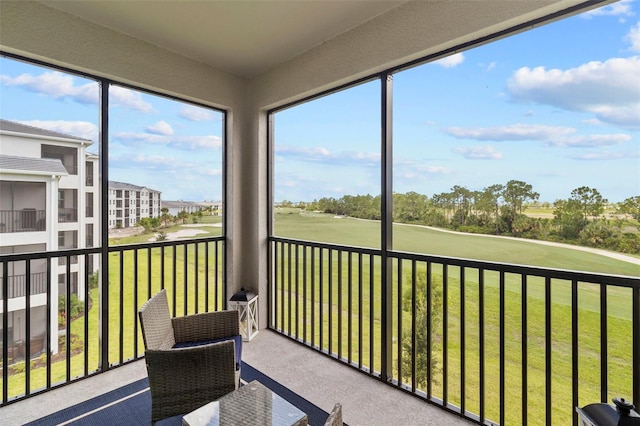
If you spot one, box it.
[67,255,73,379]
[600,281,608,403]
[272,241,278,329]
[545,276,552,426]
[46,257,52,389]
[369,254,374,372]
[161,246,165,291]
[320,248,324,351]
[183,243,188,316]
[329,249,333,355]
[172,247,177,316]
[338,249,343,359]
[280,242,285,332]
[396,258,403,387]
[571,278,578,426]
[287,242,292,336]
[311,247,316,348]
[633,285,639,410]
[348,252,353,364]
[84,254,90,373]
[134,249,139,359]
[303,245,307,342]
[295,244,300,339]
[522,274,528,426]
[147,247,152,301]
[500,271,506,426]
[25,260,31,396]
[205,242,209,311]
[194,243,199,314]
[443,264,449,406]
[426,261,432,399]
[460,266,465,414]
[410,260,416,393]
[479,268,485,423]
[358,252,363,369]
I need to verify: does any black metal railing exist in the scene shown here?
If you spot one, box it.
[0,237,225,405]
[0,272,48,299]
[269,236,640,426]
[0,210,46,233]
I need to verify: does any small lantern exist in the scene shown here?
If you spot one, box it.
[229,287,259,341]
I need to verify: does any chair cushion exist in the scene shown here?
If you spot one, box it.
[173,335,243,370]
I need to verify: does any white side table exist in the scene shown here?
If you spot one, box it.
[228,290,259,341]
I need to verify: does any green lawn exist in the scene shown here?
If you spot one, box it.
[275,209,639,277]
[272,210,638,425]
[4,212,637,426]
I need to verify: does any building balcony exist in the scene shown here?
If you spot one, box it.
[0,272,47,300]
[58,208,77,223]
[0,237,637,425]
[0,210,46,233]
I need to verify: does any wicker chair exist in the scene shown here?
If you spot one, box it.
[324,403,343,426]
[138,289,242,423]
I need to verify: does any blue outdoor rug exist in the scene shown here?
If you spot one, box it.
[24,362,330,426]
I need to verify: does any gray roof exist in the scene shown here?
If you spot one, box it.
[0,119,91,142]
[0,154,69,175]
[109,180,160,193]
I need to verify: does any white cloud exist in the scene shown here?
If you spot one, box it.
[18,120,98,143]
[275,145,380,167]
[568,150,640,160]
[0,71,98,104]
[626,21,640,51]
[114,131,222,150]
[446,123,575,141]
[146,121,174,136]
[507,56,640,127]
[583,0,634,18]
[109,86,154,113]
[452,145,503,160]
[548,133,631,147]
[179,105,216,121]
[434,53,464,68]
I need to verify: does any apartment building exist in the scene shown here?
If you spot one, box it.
[108,181,161,229]
[161,200,221,217]
[0,119,99,356]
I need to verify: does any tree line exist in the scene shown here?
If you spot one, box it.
[283,180,640,254]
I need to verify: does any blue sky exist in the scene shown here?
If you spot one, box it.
[274,0,640,204]
[1,1,639,204]
[0,59,223,202]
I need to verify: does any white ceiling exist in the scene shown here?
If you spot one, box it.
[39,0,407,78]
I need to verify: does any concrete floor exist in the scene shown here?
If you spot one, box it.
[0,329,475,425]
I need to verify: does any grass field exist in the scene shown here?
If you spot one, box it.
[272,209,638,425]
[4,210,637,425]
[275,208,639,277]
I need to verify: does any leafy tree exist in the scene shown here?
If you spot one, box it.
[503,180,539,215]
[394,192,429,223]
[138,217,160,233]
[570,186,607,220]
[160,207,171,228]
[619,196,640,221]
[580,221,618,248]
[475,184,504,234]
[450,185,472,226]
[177,210,189,224]
[553,198,586,239]
[400,269,443,390]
